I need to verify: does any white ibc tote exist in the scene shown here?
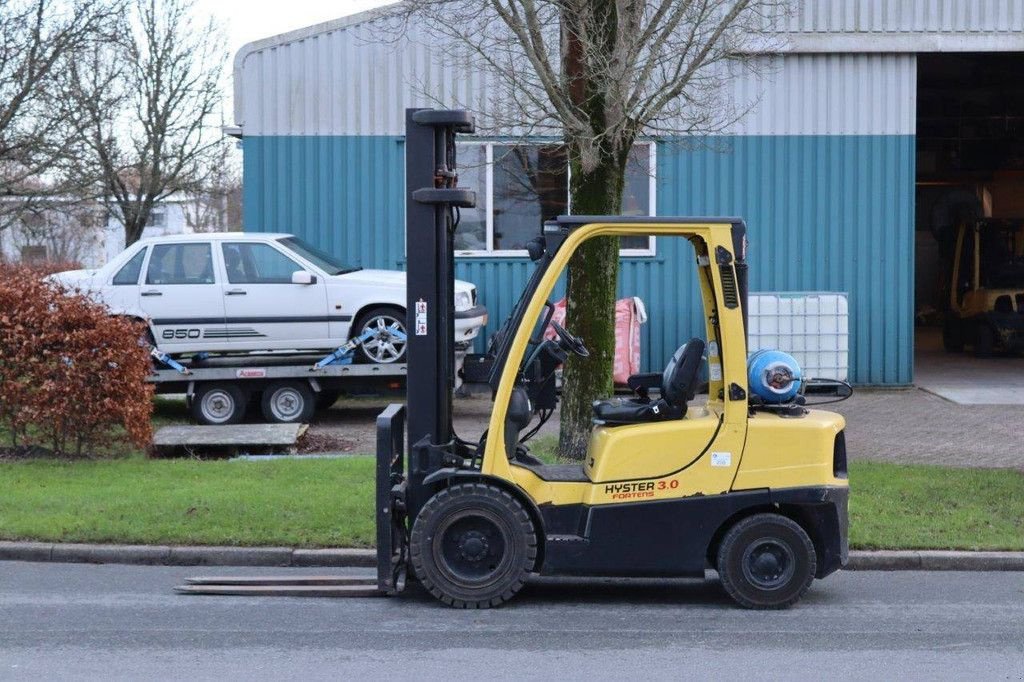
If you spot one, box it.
[746,292,849,382]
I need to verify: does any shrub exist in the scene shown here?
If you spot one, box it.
[0,264,153,457]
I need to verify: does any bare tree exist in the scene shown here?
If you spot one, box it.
[0,0,121,234]
[6,201,105,265]
[67,0,228,247]
[389,1,786,459]
[182,140,242,233]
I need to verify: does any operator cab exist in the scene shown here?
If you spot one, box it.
[489,223,730,480]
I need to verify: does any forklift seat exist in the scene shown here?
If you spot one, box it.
[591,339,705,425]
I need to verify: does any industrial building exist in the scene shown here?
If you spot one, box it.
[230,1,1024,385]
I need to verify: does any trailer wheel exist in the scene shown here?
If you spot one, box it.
[261,381,315,424]
[192,383,246,425]
[974,324,995,357]
[716,513,816,610]
[315,390,341,411]
[410,482,537,609]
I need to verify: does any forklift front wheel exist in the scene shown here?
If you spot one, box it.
[410,483,538,609]
[974,324,995,358]
[942,318,964,353]
[715,513,816,610]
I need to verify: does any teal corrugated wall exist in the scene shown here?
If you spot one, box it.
[243,134,915,384]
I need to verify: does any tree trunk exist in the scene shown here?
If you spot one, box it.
[556,0,632,460]
[124,213,145,246]
[558,149,628,460]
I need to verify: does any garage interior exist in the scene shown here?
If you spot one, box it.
[914,52,1024,403]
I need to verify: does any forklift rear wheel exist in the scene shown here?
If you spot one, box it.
[192,383,246,425]
[261,381,315,423]
[716,513,816,609]
[974,324,995,358]
[942,318,964,352]
[410,483,538,608]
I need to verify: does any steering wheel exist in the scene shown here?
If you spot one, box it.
[550,320,589,357]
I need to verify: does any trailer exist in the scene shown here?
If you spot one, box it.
[147,354,409,425]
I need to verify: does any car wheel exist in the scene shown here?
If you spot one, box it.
[353,307,408,364]
[974,324,995,358]
[261,381,315,424]
[192,383,246,425]
[716,513,816,610]
[410,483,537,609]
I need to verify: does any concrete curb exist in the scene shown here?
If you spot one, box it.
[846,550,1024,571]
[2,541,1023,570]
[0,541,375,568]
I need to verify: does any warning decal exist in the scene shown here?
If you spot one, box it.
[415,299,428,336]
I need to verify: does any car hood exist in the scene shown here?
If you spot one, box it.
[334,268,475,293]
[47,269,100,289]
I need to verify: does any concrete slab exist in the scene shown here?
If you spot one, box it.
[153,424,307,447]
[915,327,1024,405]
[920,386,1024,405]
[151,424,309,457]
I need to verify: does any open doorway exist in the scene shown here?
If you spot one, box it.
[914,52,1024,403]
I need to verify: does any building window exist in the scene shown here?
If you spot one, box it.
[20,245,47,263]
[454,142,656,257]
[146,210,166,227]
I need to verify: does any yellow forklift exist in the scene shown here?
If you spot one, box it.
[181,109,849,609]
[943,218,1024,356]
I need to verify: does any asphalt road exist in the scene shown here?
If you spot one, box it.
[1,562,1022,680]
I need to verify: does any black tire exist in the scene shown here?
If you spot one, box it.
[410,482,537,609]
[260,381,315,424]
[191,383,246,425]
[942,318,964,352]
[716,513,816,610]
[974,324,995,358]
[352,306,408,364]
[315,390,341,411]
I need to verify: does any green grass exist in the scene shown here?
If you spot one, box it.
[0,452,1021,550]
[0,455,376,547]
[848,461,1024,551]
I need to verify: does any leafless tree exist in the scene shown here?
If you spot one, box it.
[0,0,122,235]
[67,0,228,247]
[4,201,105,265]
[387,0,787,459]
[182,139,242,233]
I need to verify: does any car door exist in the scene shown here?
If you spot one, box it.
[219,241,330,349]
[140,242,226,349]
[102,244,148,316]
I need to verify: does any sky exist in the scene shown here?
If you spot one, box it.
[196,0,395,63]
[193,0,395,122]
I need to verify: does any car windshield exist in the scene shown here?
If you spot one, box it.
[278,237,361,275]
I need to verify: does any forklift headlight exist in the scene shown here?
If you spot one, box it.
[455,291,472,310]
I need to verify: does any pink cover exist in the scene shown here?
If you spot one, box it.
[545,297,646,384]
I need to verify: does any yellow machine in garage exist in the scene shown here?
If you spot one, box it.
[943,218,1024,356]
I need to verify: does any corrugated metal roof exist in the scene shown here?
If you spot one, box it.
[788,0,1024,33]
[235,27,916,137]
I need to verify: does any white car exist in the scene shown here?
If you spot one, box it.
[50,233,487,364]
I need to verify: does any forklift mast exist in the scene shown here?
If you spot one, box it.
[403,108,476,516]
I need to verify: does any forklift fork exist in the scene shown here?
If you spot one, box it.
[174,403,409,598]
